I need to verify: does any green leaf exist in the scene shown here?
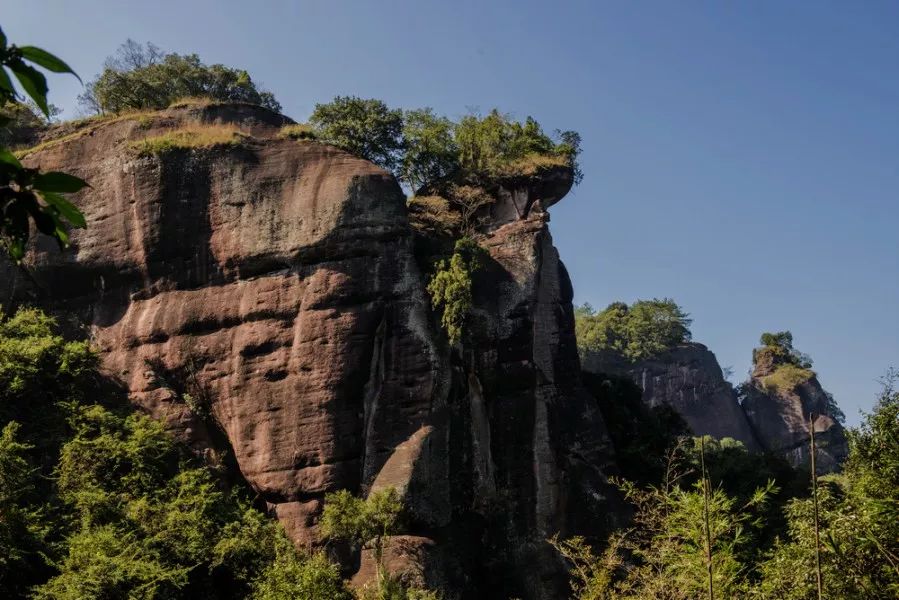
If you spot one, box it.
[0,26,6,50]
[39,191,86,228]
[8,61,49,116]
[19,46,81,82]
[6,238,25,262]
[0,148,23,169]
[33,172,88,193]
[0,66,16,95]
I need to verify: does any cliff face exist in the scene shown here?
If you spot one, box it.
[741,356,848,473]
[583,343,760,450]
[1,104,618,599]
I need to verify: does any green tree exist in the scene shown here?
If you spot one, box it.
[310,96,404,172]
[426,237,485,345]
[251,542,351,600]
[756,331,813,370]
[553,440,775,599]
[79,39,281,114]
[575,299,692,361]
[401,108,458,192]
[453,109,582,182]
[756,371,899,598]
[0,24,87,262]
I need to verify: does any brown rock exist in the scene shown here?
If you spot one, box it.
[583,342,760,450]
[1,105,617,599]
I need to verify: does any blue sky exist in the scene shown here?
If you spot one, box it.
[7,1,899,425]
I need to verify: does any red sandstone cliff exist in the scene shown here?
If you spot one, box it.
[1,103,618,599]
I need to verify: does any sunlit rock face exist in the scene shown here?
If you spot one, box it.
[2,104,620,599]
[741,354,848,473]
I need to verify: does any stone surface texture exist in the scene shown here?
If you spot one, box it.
[583,343,760,450]
[741,356,848,472]
[1,104,618,599]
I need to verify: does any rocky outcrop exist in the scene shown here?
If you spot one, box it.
[741,355,848,473]
[1,104,619,599]
[583,343,760,450]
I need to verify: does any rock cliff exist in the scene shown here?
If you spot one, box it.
[583,342,760,450]
[1,103,619,599]
[741,349,848,473]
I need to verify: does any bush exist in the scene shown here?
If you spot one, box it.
[79,40,280,114]
[575,299,692,361]
[426,238,485,345]
[454,110,581,182]
[309,97,582,191]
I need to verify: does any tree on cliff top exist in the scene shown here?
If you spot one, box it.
[309,96,583,190]
[756,331,813,370]
[78,39,281,114]
[575,299,692,361]
[309,96,405,173]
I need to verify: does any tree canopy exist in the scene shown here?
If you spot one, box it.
[308,96,582,191]
[78,40,281,114]
[309,96,405,173]
[575,298,693,361]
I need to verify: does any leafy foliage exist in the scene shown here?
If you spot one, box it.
[321,487,441,600]
[756,371,899,599]
[426,237,485,345]
[401,108,459,192]
[557,374,899,599]
[79,40,280,114]
[575,299,692,361]
[309,96,405,172]
[755,331,813,370]
[455,110,581,183]
[553,438,776,599]
[0,306,352,599]
[0,25,86,262]
[310,97,582,191]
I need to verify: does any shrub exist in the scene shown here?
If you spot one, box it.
[756,330,813,370]
[454,110,582,182]
[426,238,485,345]
[575,299,692,361]
[79,40,280,114]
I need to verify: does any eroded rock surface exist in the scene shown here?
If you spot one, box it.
[1,104,618,599]
[741,357,848,472]
[583,343,760,449]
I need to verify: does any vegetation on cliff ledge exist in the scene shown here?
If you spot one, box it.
[574,299,693,361]
[78,40,281,114]
[129,124,250,156]
[427,237,486,345]
[309,95,582,191]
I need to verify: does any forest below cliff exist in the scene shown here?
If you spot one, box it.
[1,31,898,600]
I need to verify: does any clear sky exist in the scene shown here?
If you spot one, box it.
[7,1,899,425]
